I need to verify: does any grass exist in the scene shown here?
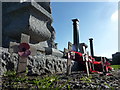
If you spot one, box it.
[2,71,69,89]
[110,65,120,70]
[80,75,93,83]
[2,70,117,89]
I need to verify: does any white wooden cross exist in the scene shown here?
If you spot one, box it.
[80,43,89,76]
[66,42,73,75]
[101,57,108,73]
[9,33,36,74]
[91,57,95,71]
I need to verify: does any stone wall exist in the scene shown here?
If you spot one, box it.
[0,47,76,76]
[112,52,120,65]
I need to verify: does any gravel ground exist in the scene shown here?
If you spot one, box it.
[55,70,120,89]
[2,70,120,89]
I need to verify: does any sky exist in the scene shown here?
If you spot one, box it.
[51,1,118,58]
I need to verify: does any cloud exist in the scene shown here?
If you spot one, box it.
[111,10,118,22]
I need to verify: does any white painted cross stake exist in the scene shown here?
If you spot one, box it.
[9,33,36,74]
[80,43,89,76]
[66,42,73,75]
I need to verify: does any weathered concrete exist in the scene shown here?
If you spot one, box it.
[89,38,94,57]
[72,19,79,52]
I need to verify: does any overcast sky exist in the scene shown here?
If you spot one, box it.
[51,1,118,58]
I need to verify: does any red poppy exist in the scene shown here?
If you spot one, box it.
[18,43,31,57]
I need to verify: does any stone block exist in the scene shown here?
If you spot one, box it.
[2,2,53,47]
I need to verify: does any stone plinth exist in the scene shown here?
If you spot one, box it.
[2,2,53,47]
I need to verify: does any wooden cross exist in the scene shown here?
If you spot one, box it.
[87,52,95,72]
[9,33,36,74]
[66,42,73,75]
[63,48,68,58]
[80,43,89,76]
[100,57,104,72]
[91,58,95,71]
[101,57,108,73]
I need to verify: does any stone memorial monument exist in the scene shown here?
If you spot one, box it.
[2,1,53,48]
[1,1,72,76]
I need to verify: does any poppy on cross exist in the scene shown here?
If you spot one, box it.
[9,33,36,74]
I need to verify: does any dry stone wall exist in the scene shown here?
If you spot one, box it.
[0,48,76,76]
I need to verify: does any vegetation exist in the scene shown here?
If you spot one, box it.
[2,70,116,89]
[110,65,120,70]
[80,75,93,83]
[2,70,69,89]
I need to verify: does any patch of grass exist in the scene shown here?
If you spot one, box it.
[110,65,120,70]
[2,71,69,89]
[80,75,93,83]
[3,70,16,77]
[104,82,114,89]
[33,75,59,88]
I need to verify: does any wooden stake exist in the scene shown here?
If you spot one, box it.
[67,42,72,75]
[83,45,89,76]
